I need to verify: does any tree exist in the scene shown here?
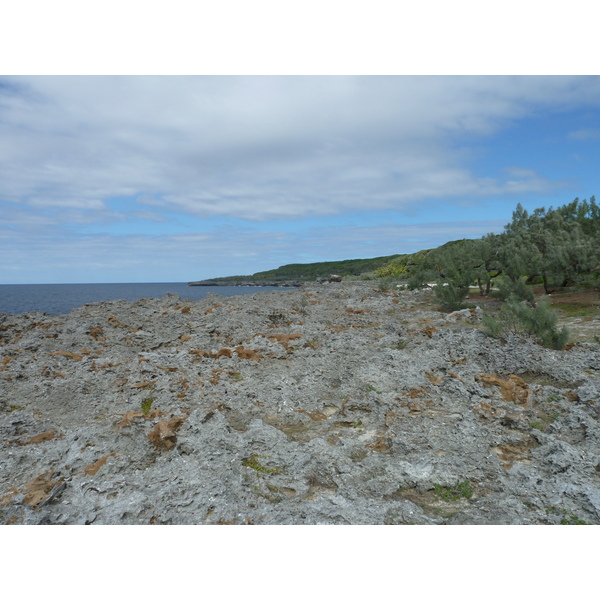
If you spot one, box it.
[471,233,504,296]
[504,199,600,293]
[427,240,479,311]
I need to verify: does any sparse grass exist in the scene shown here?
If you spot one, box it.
[541,413,559,424]
[140,398,154,415]
[433,481,473,501]
[555,304,598,318]
[365,384,382,394]
[334,420,364,429]
[242,454,283,474]
[545,505,588,524]
[519,372,580,389]
[391,339,408,350]
[561,515,588,525]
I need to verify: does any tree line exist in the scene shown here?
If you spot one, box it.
[400,197,599,311]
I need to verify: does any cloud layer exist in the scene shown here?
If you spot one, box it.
[1,75,599,282]
[3,76,597,218]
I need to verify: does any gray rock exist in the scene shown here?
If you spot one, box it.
[1,283,599,524]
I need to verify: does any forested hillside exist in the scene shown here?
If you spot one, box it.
[399,197,599,303]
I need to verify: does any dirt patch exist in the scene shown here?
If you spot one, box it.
[547,288,600,310]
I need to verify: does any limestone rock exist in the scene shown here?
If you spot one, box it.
[1,283,599,524]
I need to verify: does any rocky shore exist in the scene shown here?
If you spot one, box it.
[1,282,599,525]
[188,280,302,288]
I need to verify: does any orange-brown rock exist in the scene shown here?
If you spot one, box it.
[89,327,104,339]
[476,373,529,404]
[116,411,146,428]
[234,346,263,360]
[295,409,328,421]
[84,452,118,476]
[22,470,65,507]
[49,351,83,361]
[147,415,188,451]
[20,430,61,445]
[267,333,302,350]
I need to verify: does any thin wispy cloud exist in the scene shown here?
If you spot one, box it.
[568,128,600,141]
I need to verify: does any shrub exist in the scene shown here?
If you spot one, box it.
[141,398,154,415]
[497,276,536,305]
[378,277,394,291]
[407,268,435,290]
[434,281,469,312]
[483,296,570,349]
[375,263,408,278]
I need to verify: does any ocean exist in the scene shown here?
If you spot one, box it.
[0,282,293,316]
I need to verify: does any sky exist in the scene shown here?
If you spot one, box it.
[1,74,599,284]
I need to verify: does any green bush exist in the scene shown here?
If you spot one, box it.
[375,263,408,278]
[434,281,469,312]
[483,296,570,349]
[407,268,435,290]
[497,276,536,305]
[378,276,395,291]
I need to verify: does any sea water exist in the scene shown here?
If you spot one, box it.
[0,282,292,315]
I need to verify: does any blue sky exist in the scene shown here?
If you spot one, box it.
[1,75,599,284]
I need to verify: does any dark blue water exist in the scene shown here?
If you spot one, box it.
[0,283,293,315]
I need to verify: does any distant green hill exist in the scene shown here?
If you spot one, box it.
[188,239,478,286]
[370,240,470,278]
[188,253,405,285]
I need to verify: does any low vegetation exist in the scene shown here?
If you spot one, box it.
[433,481,474,502]
[194,254,402,285]
[483,296,570,349]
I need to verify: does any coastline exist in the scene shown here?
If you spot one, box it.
[187,280,302,288]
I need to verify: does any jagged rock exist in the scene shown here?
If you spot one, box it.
[0,282,599,524]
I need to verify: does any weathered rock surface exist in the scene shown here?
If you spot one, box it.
[1,283,599,525]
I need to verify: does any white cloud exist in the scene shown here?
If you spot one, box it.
[1,76,595,223]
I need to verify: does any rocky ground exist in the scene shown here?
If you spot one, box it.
[1,282,599,525]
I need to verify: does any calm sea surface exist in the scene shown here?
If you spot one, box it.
[0,283,293,315]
